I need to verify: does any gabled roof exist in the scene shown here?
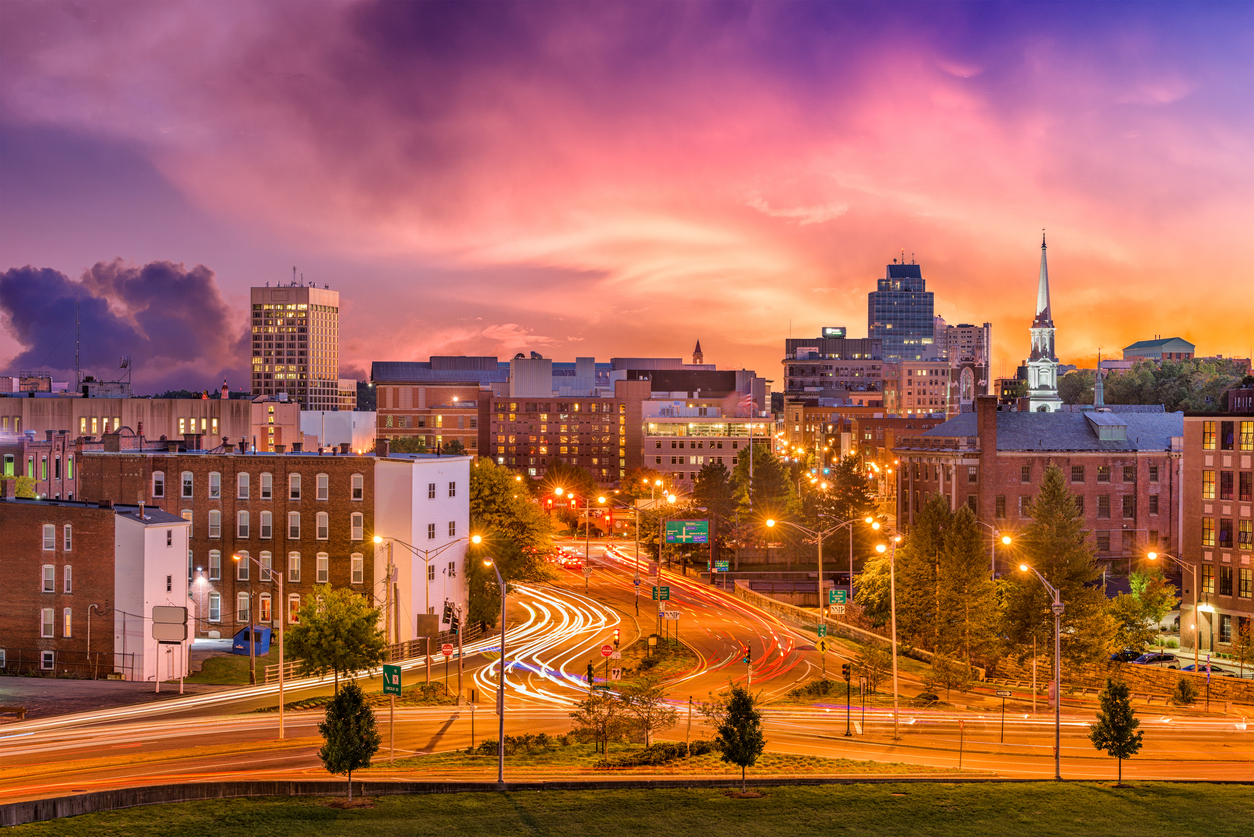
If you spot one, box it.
[916,410,1183,452]
[1124,337,1195,352]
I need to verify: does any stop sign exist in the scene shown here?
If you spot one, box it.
[442,643,454,656]
[600,644,614,657]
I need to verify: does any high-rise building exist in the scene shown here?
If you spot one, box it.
[868,262,935,362]
[1026,235,1063,412]
[250,282,342,410]
[782,329,883,401]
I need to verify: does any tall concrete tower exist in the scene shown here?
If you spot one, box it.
[250,277,341,411]
[1026,234,1062,412]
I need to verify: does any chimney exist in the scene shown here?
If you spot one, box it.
[2,478,16,501]
[291,442,302,453]
[104,433,122,453]
[221,379,229,400]
[376,438,390,458]
[274,444,287,454]
[238,439,248,454]
[340,442,350,455]
[46,429,55,441]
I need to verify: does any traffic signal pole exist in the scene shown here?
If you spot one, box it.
[844,663,852,737]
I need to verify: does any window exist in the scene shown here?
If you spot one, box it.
[449,521,456,537]
[1096,532,1110,552]
[209,472,221,498]
[1220,421,1235,451]
[449,481,457,497]
[316,473,329,501]
[351,474,363,501]
[994,495,1006,518]
[260,551,273,582]
[1020,464,1031,483]
[1240,568,1252,599]
[288,552,301,583]
[182,471,194,498]
[1074,495,1084,515]
[289,473,301,500]
[167,529,173,547]
[1241,421,1254,452]
[1220,471,1234,500]
[64,565,72,593]
[237,551,250,580]
[1149,464,1159,483]
[428,482,436,499]
[1219,518,1233,547]
[316,552,330,583]
[2,453,12,477]
[257,511,271,540]
[237,511,250,539]
[284,512,298,539]
[63,524,72,551]
[351,554,364,584]
[41,651,55,671]
[238,472,250,499]
[63,607,72,637]
[1241,473,1253,502]
[316,512,329,540]
[66,455,73,480]
[448,560,457,578]
[1202,420,1215,450]
[1019,496,1032,517]
[1219,565,1233,597]
[1097,496,1111,519]
[351,513,364,541]
[1201,563,1214,595]
[1219,614,1233,644]
[1122,465,1136,483]
[428,523,436,540]
[237,593,250,624]
[967,466,977,484]
[1149,494,1159,515]
[43,524,55,550]
[288,594,301,624]
[966,495,977,513]
[1097,466,1110,483]
[152,471,165,498]
[1122,496,1136,519]
[1240,520,1252,547]
[1202,470,1215,500]
[1202,517,1214,547]
[208,509,221,539]
[260,472,272,499]
[43,564,55,592]
[427,564,436,581]
[41,608,54,638]
[1071,465,1085,483]
[208,592,221,622]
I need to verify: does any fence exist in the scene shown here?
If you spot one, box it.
[0,650,136,681]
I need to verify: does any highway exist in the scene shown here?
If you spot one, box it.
[2,538,1252,803]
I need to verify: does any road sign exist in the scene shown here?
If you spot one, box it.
[816,638,830,654]
[633,578,641,586]
[996,690,1012,698]
[832,605,846,616]
[816,625,827,637]
[664,519,709,544]
[151,605,187,643]
[383,664,402,696]
[610,668,622,681]
[442,643,455,656]
[592,684,612,691]
[829,589,847,605]
[601,644,615,657]
[652,586,670,601]
[661,611,681,620]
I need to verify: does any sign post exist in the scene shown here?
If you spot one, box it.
[996,689,1011,743]
[664,520,710,544]
[815,637,829,678]
[151,606,188,695]
[383,664,402,764]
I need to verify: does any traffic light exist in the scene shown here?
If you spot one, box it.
[586,662,595,684]
[441,601,453,624]
[841,663,851,682]
[450,614,460,635]
[613,628,620,648]
[742,643,752,664]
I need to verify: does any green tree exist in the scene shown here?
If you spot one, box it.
[1170,677,1198,706]
[1129,567,1178,625]
[1108,594,1158,655]
[469,458,552,552]
[853,554,892,628]
[1001,464,1113,668]
[938,508,999,665]
[380,435,427,454]
[318,680,381,800]
[922,653,974,701]
[465,536,555,628]
[285,585,387,694]
[620,467,672,502]
[441,438,467,455]
[1,475,36,498]
[855,643,891,693]
[692,460,736,524]
[618,676,679,747]
[568,692,626,753]
[894,495,951,651]
[540,461,597,501]
[730,443,793,522]
[1002,379,1028,400]
[1058,369,1095,406]
[1088,678,1143,784]
[1103,358,1247,412]
[1232,620,1254,678]
[714,684,766,792]
[799,454,876,571]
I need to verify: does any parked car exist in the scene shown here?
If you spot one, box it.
[1131,652,1178,669]
[1110,649,1141,663]
[1180,662,1238,678]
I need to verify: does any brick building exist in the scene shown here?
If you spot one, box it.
[1,430,97,500]
[894,396,1184,571]
[1182,414,1253,657]
[0,495,189,681]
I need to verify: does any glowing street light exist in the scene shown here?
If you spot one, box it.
[1019,562,1064,781]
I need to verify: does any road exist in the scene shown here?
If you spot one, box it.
[2,538,1252,803]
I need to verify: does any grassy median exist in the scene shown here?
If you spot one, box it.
[13,783,1253,836]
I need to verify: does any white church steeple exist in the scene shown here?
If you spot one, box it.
[1026,232,1062,412]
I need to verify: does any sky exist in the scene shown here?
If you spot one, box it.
[1,1,1252,395]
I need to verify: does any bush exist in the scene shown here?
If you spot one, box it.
[594,741,689,769]
[1170,678,1199,706]
[913,692,940,706]
[471,733,556,757]
[688,738,719,756]
[787,679,839,699]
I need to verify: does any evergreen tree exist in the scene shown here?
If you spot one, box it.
[1088,678,1143,784]
[715,684,766,792]
[894,495,951,651]
[318,680,381,800]
[692,460,736,524]
[939,507,999,665]
[730,443,793,522]
[853,554,892,628]
[1001,464,1113,667]
[799,454,876,570]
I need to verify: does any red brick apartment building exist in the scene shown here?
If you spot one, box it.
[1182,415,1253,656]
[1,430,96,500]
[893,396,1184,570]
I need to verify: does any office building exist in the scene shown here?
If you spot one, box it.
[250,281,342,410]
[868,262,935,362]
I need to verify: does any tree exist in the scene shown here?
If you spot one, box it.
[1233,620,1254,678]
[799,454,876,570]
[855,643,891,693]
[466,536,555,628]
[853,555,892,628]
[540,461,597,501]
[1,475,36,498]
[922,653,974,701]
[894,495,950,651]
[380,435,427,454]
[618,676,679,747]
[1088,678,1143,785]
[1108,594,1158,655]
[1001,464,1113,668]
[318,680,381,800]
[1058,369,1095,406]
[620,467,672,502]
[692,460,736,524]
[1129,567,1178,625]
[469,458,553,552]
[285,585,387,693]
[569,692,626,753]
[715,684,766,791]
[939,508,999,666]
[1170,677,1198,706]
[730,443,793,522]
[441,439,468,455]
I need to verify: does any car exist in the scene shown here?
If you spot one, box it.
[1179,662,1238,678]
[1131,652,1178,669]
[1110,649,1141,663]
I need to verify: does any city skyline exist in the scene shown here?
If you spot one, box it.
[3,1,1253,393]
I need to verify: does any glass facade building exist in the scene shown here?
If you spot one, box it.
[867,263,935,362]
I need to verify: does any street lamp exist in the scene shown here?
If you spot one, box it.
[975,521,1014,580]
[1147,551,1201,670]
[600,494,641,614]
[233,551,285,740]
[372,533,481,620]
[482,556,507,788]
[765,515,858,615]
[1019,562,1064,781]
[871,528,904,740]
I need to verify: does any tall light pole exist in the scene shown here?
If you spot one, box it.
[871,530,903,740]
[233,551,285,740]
[764,516,858,616]
[1148,551,1200,669]
[976,521,1013,581]
[1019,562,1064,781]
[601,494,641,614]
[372,533,480,622]
[482,556,507,788]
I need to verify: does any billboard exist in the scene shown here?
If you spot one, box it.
[664,519,709,544]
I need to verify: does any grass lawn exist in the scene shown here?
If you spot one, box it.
[14,783,1253,836]
[185,648,281,685]
[258,682,458,712]
[619,637,698,681]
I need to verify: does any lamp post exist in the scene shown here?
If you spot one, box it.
[870,529,904,740]
[976,521,1013,581]
[482,556,507,788]
[1018,562,1064,781]
[764,516,857,617]
[600,495,641,614]
[372,533,481,622]
[555,487,593,590]
[233,551,285,740]
[1147,551,1200,670]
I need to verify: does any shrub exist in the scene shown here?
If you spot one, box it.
[913,692,940,706]
[594,741,690,769]
[1170,678,1199,706]
[688,738,719,756]
[787,679,838,699]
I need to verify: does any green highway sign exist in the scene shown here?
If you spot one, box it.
[664,520,709,544]
[829,589,847,605]
[382,664,402,696]
[816,625,827,637]
[652,586,670,601]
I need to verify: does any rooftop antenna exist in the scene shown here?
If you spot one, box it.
[292,266,297,286]
[74,298,81,392]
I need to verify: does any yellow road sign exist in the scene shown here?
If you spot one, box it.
[816,638,829,654]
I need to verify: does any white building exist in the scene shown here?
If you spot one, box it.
[113,506,192,683]
[300,410,377,453]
